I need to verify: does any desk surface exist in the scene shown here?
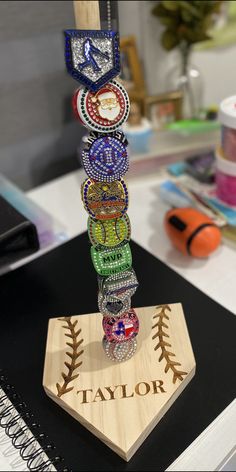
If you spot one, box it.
[28,167,236,316]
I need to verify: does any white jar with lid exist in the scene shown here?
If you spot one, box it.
[219,95,236,162]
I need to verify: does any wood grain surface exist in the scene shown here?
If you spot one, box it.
[73,0,101,30]
[43,303,196,461]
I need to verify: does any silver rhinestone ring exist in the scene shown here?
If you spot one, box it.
[102,336,137,362]
[98,291,131,317]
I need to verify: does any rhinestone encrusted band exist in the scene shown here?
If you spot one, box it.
[102,336,137,362]
[98,268,138,299]
[98,291,131,317]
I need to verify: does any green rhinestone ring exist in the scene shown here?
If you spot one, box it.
[88,214,131,248]
[91,243,132,276]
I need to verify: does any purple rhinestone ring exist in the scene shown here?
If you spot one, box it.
[82,134,128,182]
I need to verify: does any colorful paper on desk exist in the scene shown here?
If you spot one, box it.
[201,196,236,227]
[183,188,227,227]
[159,180,226,228]
[159,181,192,208]
[180,186,236,227]
[167,161,186,177]
[221,225,236,246]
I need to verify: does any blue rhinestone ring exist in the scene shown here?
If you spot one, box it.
[82,135,128,182]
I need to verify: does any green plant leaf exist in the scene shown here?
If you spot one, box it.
[178,1,202,18]
[184,27,211,43]
[152,2,179,19]
[180,8,193,22]
[163,1,179,11]
[159,16,179,28]
[151,0,224,51]
[202,14,215,31]
[212,0,224,14]
[161,29,180,50]
[152,3,168,18]
[203,0,223,15]
[177,24,190,39]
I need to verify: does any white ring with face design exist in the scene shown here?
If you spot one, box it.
[75,80,130,133]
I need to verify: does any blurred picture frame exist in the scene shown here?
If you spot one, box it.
[120,36,146,113]
[145,91,183,129]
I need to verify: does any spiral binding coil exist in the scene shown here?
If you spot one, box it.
[0,372,68,471]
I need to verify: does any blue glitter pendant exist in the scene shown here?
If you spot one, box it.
[82,133,129,182]
[64,30,120,91]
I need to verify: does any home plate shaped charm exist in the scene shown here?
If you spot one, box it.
[43,303,196,461]
[64,30,120,91]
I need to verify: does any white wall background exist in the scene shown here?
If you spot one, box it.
[118,0,236,107]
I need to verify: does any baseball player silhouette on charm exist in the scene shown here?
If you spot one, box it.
[78,38,109,72]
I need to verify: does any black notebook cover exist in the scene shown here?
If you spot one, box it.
[0,194,39,265]
[0,233,235,471]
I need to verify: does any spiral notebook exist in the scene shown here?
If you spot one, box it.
[0,372,65,471]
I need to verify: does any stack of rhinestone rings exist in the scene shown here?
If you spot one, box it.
[64,28,139,362]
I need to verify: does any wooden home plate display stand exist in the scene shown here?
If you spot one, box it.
[43,1,195,462]
[43,303,195,461]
